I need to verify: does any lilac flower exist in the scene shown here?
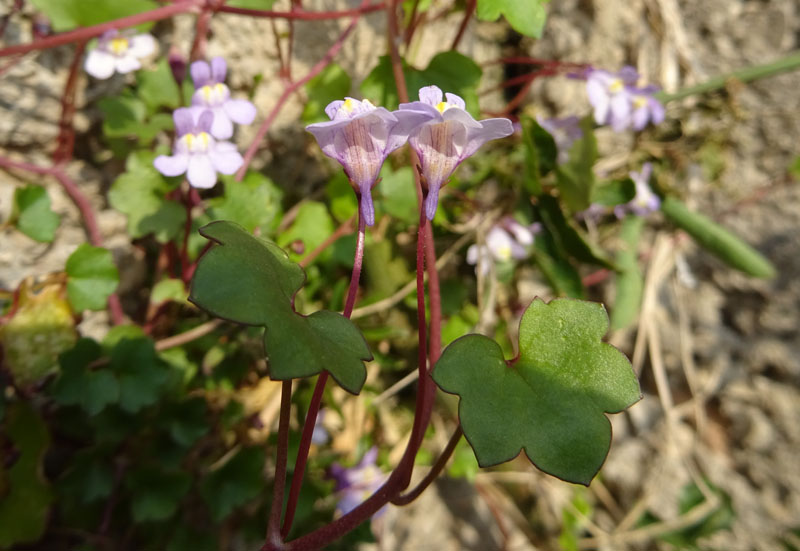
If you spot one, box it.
[614,163,660,218]
[84,29,156,80]
[576,203,608,223]
[536,115,583,164]
[585,66,664,132]
[466,219,541,275]
[306,98,429,226]
[399,86,514,221]
[154,108,243,189]
[190,57,257,140]
[628,85,665,131]
[330,447,389,518]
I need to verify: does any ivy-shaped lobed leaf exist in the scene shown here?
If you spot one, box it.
[12,185,60,243]
[433,298,641,485]
[189,221,372,394]
[65,244,119,312]
[476,0,550,38]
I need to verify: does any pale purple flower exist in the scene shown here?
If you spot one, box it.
[330,447,388,518]
[190,57,257,140]
[466,220,541,275]
[84,29,156,80]
[399,86,514,221]
[576,203,608,223]
[628,85,665,131]
[614,163,660,218]
[536,115,583,164]
[154,108,243,189]
[306,98,429,226]
[585,66,664,132]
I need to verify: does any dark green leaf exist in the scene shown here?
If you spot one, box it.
[520,116,557,195]
[592,179,636,207]
[361,51,482,115]
[190,221,371,393]
[302,63,352,124]
[0,403,52,547]
[126,467,191,522]
[555,117,597,212]
[200,447,265,522]
[208,172,284,234]
[51,339,119,415]
[108,151,185,241]
[137,58,181,112]
[12,185,60,242]
[532,230,585,298]
[65,244,119,312]
[165,398,208,447]
[537,195,617,269]
[433,298,640,484]
[58,450,114,503]
[611,216,644,330]
[375,165,418,224]
[29,0,157,32]
[476,0,550,38]
[661,196,776,278]
[110,338,170,413]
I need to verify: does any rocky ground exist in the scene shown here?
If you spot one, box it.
[2,0,799,550]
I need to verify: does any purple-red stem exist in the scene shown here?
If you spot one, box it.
[266,380,294,549]
[235,0,369,180]
[391,425,462,505]
[279,207,366,539]
[189,6,212,61]
[0,1,204,58]
[53,40,85,165]
[450,0,476,50]
[217,3,385,20]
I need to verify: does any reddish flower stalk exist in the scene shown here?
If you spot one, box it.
[266,380,294,549]
[217,2,385,20]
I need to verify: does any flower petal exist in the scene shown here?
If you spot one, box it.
[418,85,443,106]
[409,120,466,191]
[114,55,141,74]
[384,108,431,154]
[190,60,211,88]
[462,117,513,159]
[223,99,257,125]
[444,92,466,110]
[173,108,195,136]
[631,106,649,131]
[187,154,217,189]
[209,108,234,139]
[128,34,156,58]
[359,186,376,227]
[84,49,116,79]
[154,153,189,177]
[196,109,215,134]
[423,181,442,220]
[211,57,227,83]
[209,142,244,175]
[325,100,344,121]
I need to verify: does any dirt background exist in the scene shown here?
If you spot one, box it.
[2,0,800,550]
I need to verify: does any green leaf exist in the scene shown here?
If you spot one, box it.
[58,450,115,504]
[126,467,191,522]
[108,151,185,241]
[375,165,418,224]
[537,195,617,269]
[150,278,187,305]
[208,172,284,234]
[302,63,352,124]
[611,216,644,330]
[50,339,119,415]
[200,447,265,522]
[520,116,557,195]
[65,244,119,312]
[136,58,181,113]
[98,95,172,145]
[476,0,550,38]
[0,403,52,547]
[165,398,208,447]
[326,172,358,223]
[591,179,636,207]
[433,298,640,485]
[29,0,157,32]
[660,196,776,278]
[532,230,585,298]
[12,185,60,242]
[277,201,334,262]
[361,51,482,115]
[190,221,372,393]
[555,117,597,212]
[110,338,170,413]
